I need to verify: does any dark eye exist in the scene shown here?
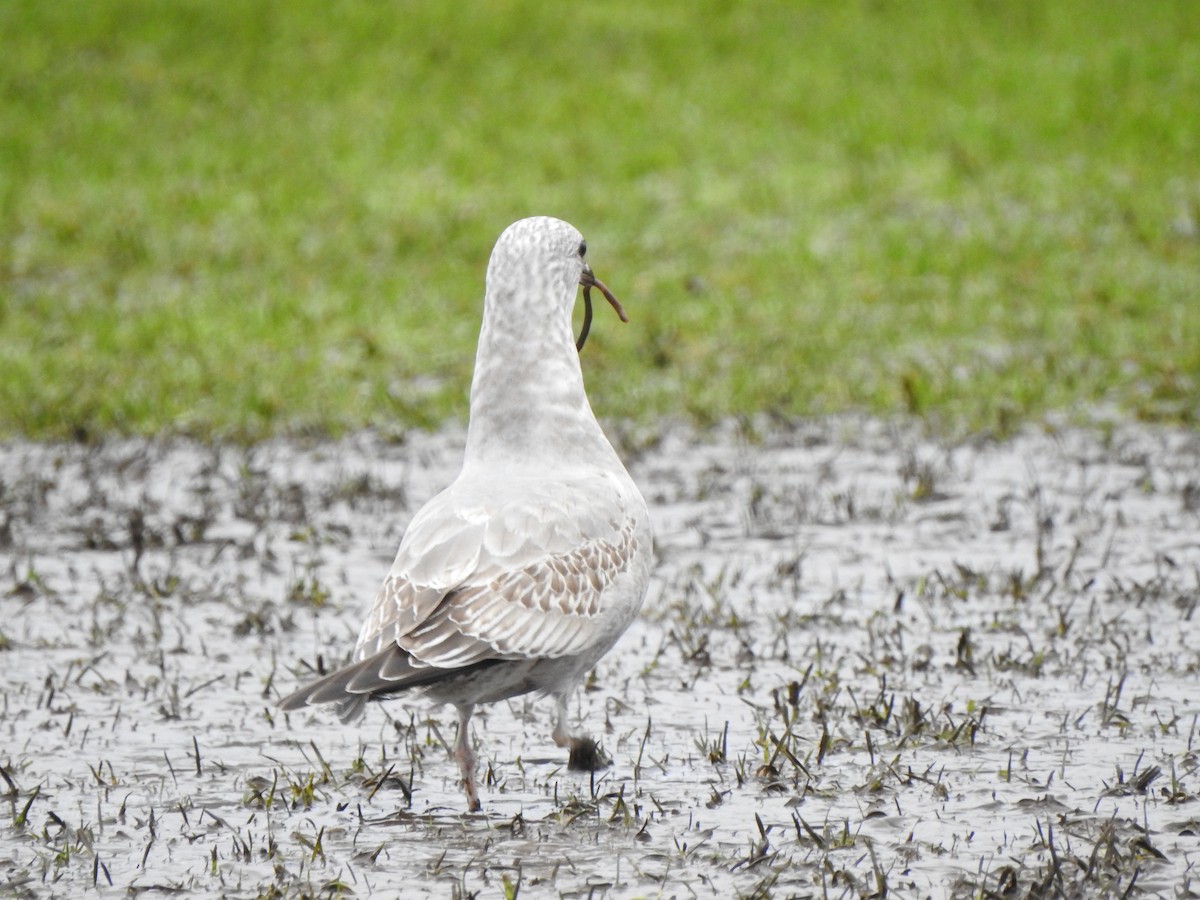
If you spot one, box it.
[578,240,587,258]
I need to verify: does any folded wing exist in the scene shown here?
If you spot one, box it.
[279,475,644,719]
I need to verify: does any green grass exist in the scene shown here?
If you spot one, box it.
[2,1,1198,439]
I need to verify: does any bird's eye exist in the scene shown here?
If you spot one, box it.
[578,240,587,258]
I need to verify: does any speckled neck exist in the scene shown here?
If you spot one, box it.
[462,223,621,473]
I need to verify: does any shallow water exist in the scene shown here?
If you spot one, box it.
[2,418,1198,897]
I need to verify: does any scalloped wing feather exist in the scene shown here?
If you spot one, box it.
[353,475,640,666]
[393,517,641,666]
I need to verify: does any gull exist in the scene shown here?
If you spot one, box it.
[280,216,653,811]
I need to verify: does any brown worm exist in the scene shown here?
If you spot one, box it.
[577,269,628,352]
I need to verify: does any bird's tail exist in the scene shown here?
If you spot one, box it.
[278,645,500,723]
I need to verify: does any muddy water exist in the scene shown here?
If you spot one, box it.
[1,418,1198,897]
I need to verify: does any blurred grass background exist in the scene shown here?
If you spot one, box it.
[2,1,1198,440]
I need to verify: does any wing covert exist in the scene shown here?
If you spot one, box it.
[353,474,645,667]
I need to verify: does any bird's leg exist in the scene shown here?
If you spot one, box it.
[454,704,481,812]
[551,692,610,772]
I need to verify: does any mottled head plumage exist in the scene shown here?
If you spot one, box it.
[484,216,588,317]
[484,217,626,351]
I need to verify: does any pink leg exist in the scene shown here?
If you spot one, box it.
[454,704,481,812]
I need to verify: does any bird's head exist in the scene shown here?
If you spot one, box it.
[486,217,627,351]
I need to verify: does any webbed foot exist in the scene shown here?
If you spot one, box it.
[567,736,611,772]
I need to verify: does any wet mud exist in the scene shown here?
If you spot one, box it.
[2,418,1198,897]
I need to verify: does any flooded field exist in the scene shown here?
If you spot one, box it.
[2,418,1199,898]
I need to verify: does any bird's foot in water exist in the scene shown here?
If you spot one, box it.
[567,736,611,772]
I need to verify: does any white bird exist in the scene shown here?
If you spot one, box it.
[280,216,653,811]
